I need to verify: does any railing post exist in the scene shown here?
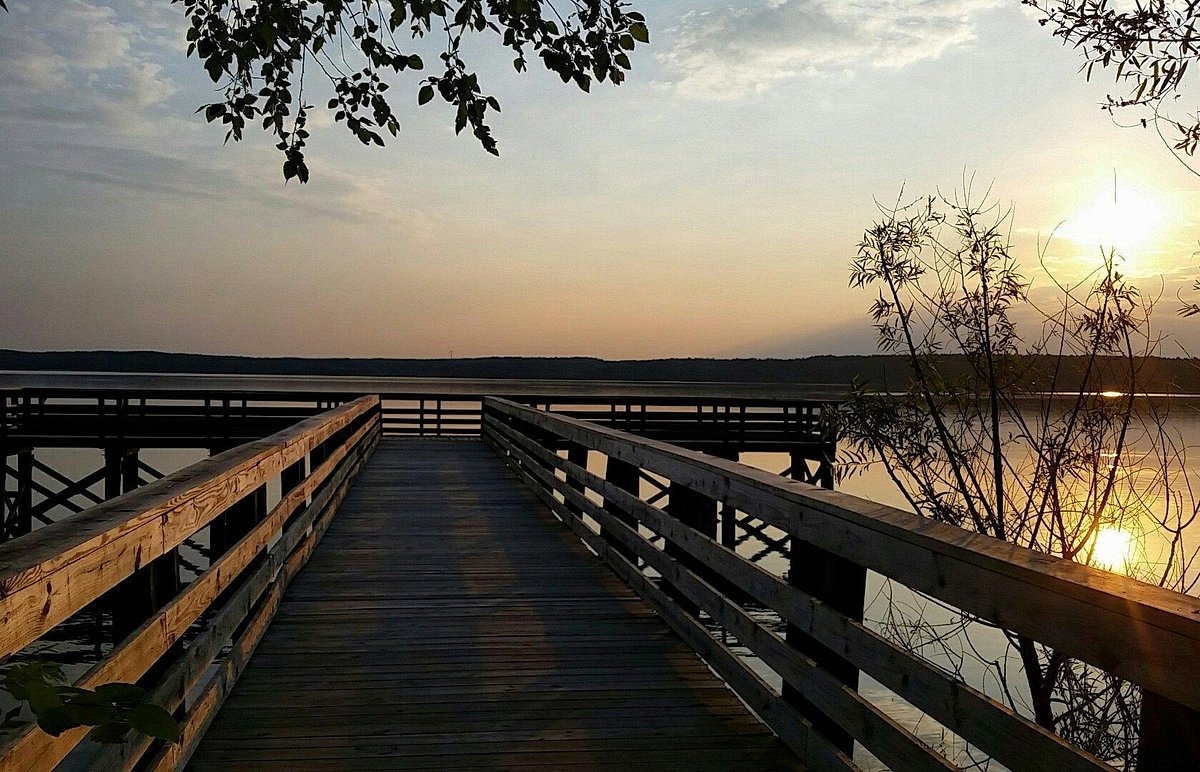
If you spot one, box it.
[603,457,641,565]
[784,449,864,755]
[1139,691,1200,770]
[665,482,718,618]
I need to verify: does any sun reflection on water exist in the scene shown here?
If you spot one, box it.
[1091,527,1136,573]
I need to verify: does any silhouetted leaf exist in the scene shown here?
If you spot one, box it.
[64,702,119,726]
[37,706,82,736]
[92,683,148,707]
[128,704,180,742]
[86,721,130,744]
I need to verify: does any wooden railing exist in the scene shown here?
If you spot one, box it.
[0,395,381,771]
[482,397,1200,771]
[380,397,831,449]
[2,388,831,451]
[2,389,832,552]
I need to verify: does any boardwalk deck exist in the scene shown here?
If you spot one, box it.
[190,439,801,771]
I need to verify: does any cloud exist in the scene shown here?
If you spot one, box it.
[0,1,179,127]
[659,0,1002,98]
[0,2,431,230]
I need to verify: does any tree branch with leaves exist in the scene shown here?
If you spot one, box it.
[177,0,647,182]
[1027,1,1200,166]
[837,185,1199,766]
[1,661,178,746]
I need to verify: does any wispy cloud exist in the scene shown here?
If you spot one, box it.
[0,0,179,127]
[0,2,434,231]
[659,0,1002,99]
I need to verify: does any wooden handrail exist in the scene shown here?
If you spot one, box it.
[0,396,381,772]
[0,395,377,659]
[482,396,1200,770]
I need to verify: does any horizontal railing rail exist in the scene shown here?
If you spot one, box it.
[481,396,1200,771]
[0,395,382,771]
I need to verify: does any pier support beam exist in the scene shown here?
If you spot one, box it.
[0,455,6,541]
[207,442,266,557]
[665,482,718,618]
[714,449,739,550]
[565,444,588,518]
[6,449,34,540]
[784,449,864,756]
[212,486,266,558]
[1140,691,1200,770]
[0,449,34,541]
[311,437,329,468]
[603,458,641,565]
[16,450,33,539]
[281,458,307,528]
[104,447,182,641]
[282,458,306,496]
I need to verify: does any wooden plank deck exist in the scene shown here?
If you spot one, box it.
[190,439,801,771]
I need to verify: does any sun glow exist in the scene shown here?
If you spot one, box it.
[1060,185,1165,254]
[1091,527,1136,573]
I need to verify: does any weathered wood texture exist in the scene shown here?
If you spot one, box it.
[482,399,1200,711]
[481,397,1200,771]
[191,439,802,771]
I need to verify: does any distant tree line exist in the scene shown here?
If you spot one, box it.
[4,349,1200,394]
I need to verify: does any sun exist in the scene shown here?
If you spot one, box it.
[1091,527,1135,572]
[1059,185,1165,254]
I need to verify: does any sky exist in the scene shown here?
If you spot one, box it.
[3,0,1200,359]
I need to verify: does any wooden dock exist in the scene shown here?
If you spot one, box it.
[189,440,799,770]
[2,386,1199,771]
